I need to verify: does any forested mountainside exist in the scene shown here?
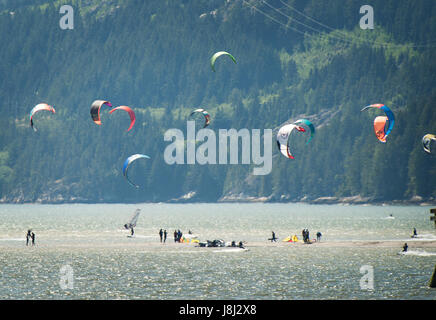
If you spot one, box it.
[0,0,435,203]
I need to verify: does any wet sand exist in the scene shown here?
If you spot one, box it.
[1,239,436,251]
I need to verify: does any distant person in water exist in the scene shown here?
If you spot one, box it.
[402,243,408,252]
[163,230,167,243]
[159,229,163,243]
[31,232,35,246]
[316,232,322,242]
[26,230,31,246]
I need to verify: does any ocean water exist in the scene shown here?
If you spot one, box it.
[0,203,435,300]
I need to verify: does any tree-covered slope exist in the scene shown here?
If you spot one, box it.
[0,0,435,203]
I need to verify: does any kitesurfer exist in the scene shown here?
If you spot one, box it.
[159,229,163,243]
[269,231,278,242]
[316,232,322,242]
[238,241,244,249]
[164,230,167,243]
[130,227,134,236]
[412,228,418,238]
[402,243,408,252]
[31,232,35,246]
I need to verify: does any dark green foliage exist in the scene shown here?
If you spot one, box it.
[0,0,435,203]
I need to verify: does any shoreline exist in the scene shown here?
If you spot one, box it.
[0,198,435,206]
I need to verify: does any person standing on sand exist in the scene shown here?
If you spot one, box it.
[159,229,163,243]
[26,230,31,246]
[270,231,277,242]
[163,230,167,243]
[316,232,322,242]
[31,232,35,246]
[402,243,408,252]
[174,230,177,243]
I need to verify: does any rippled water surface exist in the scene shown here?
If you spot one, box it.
[0,203,435,299]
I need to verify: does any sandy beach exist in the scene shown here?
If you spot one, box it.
[2,238,436,251]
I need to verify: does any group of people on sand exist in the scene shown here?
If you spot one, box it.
[159,229,193,243]
[269,230,322,243]
[26,229,35,246]
[158,229,168,243]
[174,229,183,242]
[302,229,310,243]
[302,229,322,243]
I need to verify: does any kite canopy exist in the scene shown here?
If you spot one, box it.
[190,108,211,128]
[422,134,436,154]
[90,100,113,125]
[210,51,236,72]
[29,103,56,132]
[124,209,141,229]
[109,106,136,132]
[122,154,150,188]
[294,119,315,144]
[361,104,395,143]
[276,124,306,159]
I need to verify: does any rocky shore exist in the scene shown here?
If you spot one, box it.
[1,191,435,206]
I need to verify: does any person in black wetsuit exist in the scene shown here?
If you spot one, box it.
[163,230,167,243]
[26,230,31,246]
[269,231,278,242]
[159,229,163,242]
[402,243,408,252]
[31,232,35,246]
